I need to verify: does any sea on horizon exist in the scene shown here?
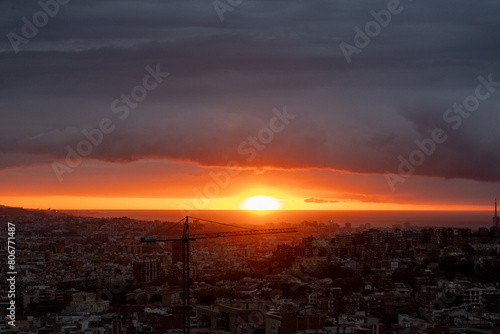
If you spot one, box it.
[63,209,494,230]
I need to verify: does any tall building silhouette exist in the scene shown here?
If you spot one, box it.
[493,199,499,228]
[133,259,160,284]
[172,240,183,264]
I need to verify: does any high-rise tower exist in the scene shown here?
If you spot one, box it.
[493,199,499,228]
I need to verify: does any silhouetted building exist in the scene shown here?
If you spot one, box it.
[109,319,121,334]
[493,199,499,228]
[133,259,160,284]
[172,240,183,264]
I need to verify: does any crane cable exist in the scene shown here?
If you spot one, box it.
[150,216,253,240]
[187,216,254,230]
[153,216,186,236]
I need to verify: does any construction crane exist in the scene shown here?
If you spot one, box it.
[140,216,297,334]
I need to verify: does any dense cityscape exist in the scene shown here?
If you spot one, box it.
[2,205,500,334]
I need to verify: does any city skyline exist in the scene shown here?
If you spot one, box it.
[3,207,500,333]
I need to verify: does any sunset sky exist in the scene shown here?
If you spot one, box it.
[1,0,499,212]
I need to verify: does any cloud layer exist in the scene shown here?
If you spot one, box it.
[1,0,500,183]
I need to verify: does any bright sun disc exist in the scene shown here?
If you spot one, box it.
[240,196,281,211]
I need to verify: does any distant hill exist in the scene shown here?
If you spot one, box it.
[0,205,33,216]
[0,204,57,217]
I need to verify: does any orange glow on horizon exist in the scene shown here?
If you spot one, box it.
[0,195,492,212]
[0,159,495,213]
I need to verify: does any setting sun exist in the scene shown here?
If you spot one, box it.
[240,196,282,211]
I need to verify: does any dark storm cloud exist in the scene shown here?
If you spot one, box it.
[1,0,500,181]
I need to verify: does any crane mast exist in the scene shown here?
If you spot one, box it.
[140,216,297,334]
